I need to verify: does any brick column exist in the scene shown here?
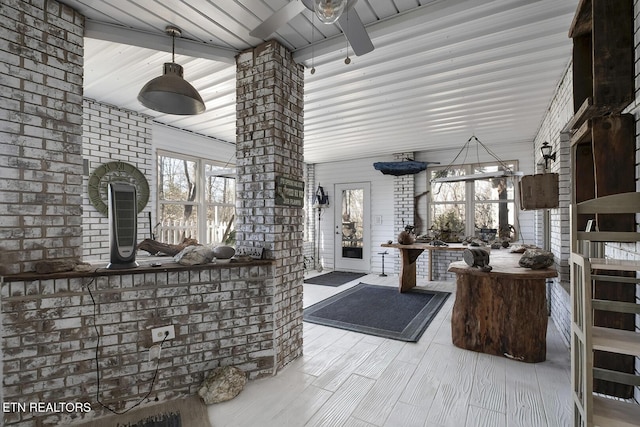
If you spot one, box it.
[235,41,304,369]
[0,0,84,274]
[393,152,416,273]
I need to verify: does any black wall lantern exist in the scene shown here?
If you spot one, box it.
[540,141,556,170]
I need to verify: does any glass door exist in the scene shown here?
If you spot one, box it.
[334,183,370,272]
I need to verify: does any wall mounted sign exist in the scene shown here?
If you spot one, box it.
[275,176,304,207]
[88,161,150,216]
[236,245,264,259]
[519,173,559,210]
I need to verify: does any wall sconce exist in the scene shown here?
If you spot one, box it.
[540,141,556,170]
[313,184,329,207]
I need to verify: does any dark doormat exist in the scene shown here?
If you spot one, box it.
[303,283,450,342]
[75,396,210,427]
[122,413,181,427]
[303,271,367,286]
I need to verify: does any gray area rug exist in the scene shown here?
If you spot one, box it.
[303,283,450,342]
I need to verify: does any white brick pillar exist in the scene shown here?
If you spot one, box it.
[393,152,416,273]
[0,0,84,274]
[235,41,304,370]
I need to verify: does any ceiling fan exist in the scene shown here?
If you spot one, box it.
[250,0,374,56]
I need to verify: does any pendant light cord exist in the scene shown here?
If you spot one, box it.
[171,32,176,63]
[344,7,350,64]
[311,12,316,74]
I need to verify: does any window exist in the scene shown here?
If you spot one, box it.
[429,161,518,242]
[157,151,235,245]
[205,163,236,245]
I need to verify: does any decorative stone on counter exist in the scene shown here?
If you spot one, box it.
[518,248,554,269]
[173,245,214,265]
[35,259,83,274]
[212,245,235,260]
[198,366,247,404]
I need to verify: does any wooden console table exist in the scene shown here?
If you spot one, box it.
[381,242,467,292]
[448,252,557,363]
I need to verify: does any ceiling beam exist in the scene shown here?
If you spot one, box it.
[84,19,240,64]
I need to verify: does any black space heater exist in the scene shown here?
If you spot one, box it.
[106,182,139,269]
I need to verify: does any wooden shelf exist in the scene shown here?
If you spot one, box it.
[593,368,640,386]
[571,195,640,406]
[569,0,634,116]
[566,97,610,132]
[568,0,592,38]
[592,299,640,314]
[578,231,640,243]
[592,326,640,357]
[589,258,640,271]
[569,0,638,414]
[593,395,640,427]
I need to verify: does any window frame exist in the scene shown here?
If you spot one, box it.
[428,160,519,240]
[156,150,236,245]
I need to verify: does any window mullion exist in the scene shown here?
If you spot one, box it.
[197,158,207,244]
[466,165,475,236]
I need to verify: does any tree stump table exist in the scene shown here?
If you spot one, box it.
[448,251,557,363]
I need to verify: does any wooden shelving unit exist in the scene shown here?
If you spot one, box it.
[567,0,637,414]
[570,193,640,427]
[567,0,634,131]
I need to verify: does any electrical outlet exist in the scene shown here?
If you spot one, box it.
[151,325,175,343]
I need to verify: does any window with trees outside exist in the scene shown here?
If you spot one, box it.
[429,161,518,242]
[157,151,236,246]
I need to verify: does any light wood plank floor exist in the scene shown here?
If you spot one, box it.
[207,273,571,427]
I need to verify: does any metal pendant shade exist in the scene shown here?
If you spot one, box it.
[137,27,205,115]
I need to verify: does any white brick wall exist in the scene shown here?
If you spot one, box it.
[81,99,153,260]
[532,61,574,346]
[235,40,304,370]
[0,0,84,275]
[393,152,416,273]
[1,263,275,425]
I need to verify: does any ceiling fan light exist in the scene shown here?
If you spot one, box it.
[314,0,347,24]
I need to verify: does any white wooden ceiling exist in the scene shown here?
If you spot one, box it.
[60,0,578,164]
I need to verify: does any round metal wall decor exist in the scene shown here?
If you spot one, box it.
[87,161,150,216]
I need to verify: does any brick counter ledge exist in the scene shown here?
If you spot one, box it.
[1,259,277,426]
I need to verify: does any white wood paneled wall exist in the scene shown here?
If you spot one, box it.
[314,140,537,275]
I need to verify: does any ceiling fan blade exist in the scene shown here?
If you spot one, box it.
[250,0,307,39]
[338,7,374,56]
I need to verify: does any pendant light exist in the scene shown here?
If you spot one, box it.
[314,0,348,24]
[137,26,206,115]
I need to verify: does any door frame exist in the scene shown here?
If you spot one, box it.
[334,182,371,273]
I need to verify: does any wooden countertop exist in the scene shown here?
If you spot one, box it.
[448,251,557,279]
[381,242,468,251]
[1,258,275,282]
